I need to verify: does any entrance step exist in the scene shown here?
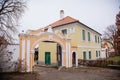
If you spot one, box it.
[35,64,58,69]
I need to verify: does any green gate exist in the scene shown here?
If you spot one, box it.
[45,52,51,65]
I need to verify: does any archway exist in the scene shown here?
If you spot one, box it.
[19,32,69,72]
[37,41,62,66]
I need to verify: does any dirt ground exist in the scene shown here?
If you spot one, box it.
[0,66,120,80]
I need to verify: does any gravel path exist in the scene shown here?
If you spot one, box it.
[34,66,120,80]
[0,66,119,80]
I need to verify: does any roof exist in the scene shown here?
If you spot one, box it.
[44,16,101,35]
[44,16,78,29]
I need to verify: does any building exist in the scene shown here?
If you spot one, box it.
[101,40,114,59]
[19,10,101,72]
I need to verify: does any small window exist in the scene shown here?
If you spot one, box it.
[98,37,99,43]
[61,29,67,35]
[70,27,75,34]
[82,29,85,40]
[88,32,90,41]
[96,51,98,57]
[89,51,91,59]
[95,35,97,43]
[99,51,100,57]
[83,51,86,60]
[99,37,101,44]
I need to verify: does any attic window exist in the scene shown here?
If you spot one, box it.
[61,29,67,35]
[70,27,75,34]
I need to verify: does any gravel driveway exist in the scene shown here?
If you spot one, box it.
[34,66,120,80]
[0,66,119,80]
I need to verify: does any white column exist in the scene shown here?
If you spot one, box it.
[66,42,71,67]
[66,43,68,67]
[27,40,30,72]
[62,50,64,66]
[22,40,25,72]
[76,53,78,67]
[68,43,72,67]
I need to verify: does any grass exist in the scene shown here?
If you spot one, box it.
[108,56,120,61]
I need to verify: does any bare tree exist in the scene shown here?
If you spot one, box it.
[103,25,118,55]
[0,0,26,43]
[0,0,26,72]
[103,25,117,44]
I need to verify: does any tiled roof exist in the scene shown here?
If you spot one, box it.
[44,16,101,35]
[44,16,78,29]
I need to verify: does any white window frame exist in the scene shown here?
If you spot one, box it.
[61,28,68,35]
[70,27,75,34]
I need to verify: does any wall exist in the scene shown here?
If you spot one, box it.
[39,42,57,64]
[0,44,19,72]
[53,22,101,60]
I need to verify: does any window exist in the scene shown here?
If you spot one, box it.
[99,37,101,44]
[70,27,75,34]
[89,51,91,59]
[98,37,99,43]
[96,51,98,57]
[99,51,100,57]
[83,51,86,60]
[82,29,85,40]
[88,32,90,41]
[95,35,97,43]
[61,29,67,35]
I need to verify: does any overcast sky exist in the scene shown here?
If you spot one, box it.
[19,0,120,34]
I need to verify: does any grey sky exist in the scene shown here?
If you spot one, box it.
[19,0,120,34]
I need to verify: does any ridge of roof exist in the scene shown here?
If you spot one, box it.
[44,16,78,29]
[44,16,101,35]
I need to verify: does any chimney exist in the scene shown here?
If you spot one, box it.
[60,10,64,19]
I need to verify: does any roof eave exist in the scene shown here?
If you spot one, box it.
[77,21,102,35]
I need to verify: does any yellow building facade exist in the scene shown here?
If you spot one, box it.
[19,16,101,72]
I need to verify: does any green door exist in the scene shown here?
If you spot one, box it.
[45,52,51,65]
[83,52,86,60]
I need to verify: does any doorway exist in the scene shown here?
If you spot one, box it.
[72,52,76,66]
[45,52,51,65]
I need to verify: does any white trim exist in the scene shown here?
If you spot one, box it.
[61,28,68,33]
[62,50,64,66]
[78,45,101,49]
[22,40,25,60]
[31,34,64,50]
[62,50,66,66]
[22,40,25,71]
[66,43,68,67]
[70,27,75,34]
[68,43,71,67]
[27,40,30,72]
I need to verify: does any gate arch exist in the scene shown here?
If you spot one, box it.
[19,31,71,72]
